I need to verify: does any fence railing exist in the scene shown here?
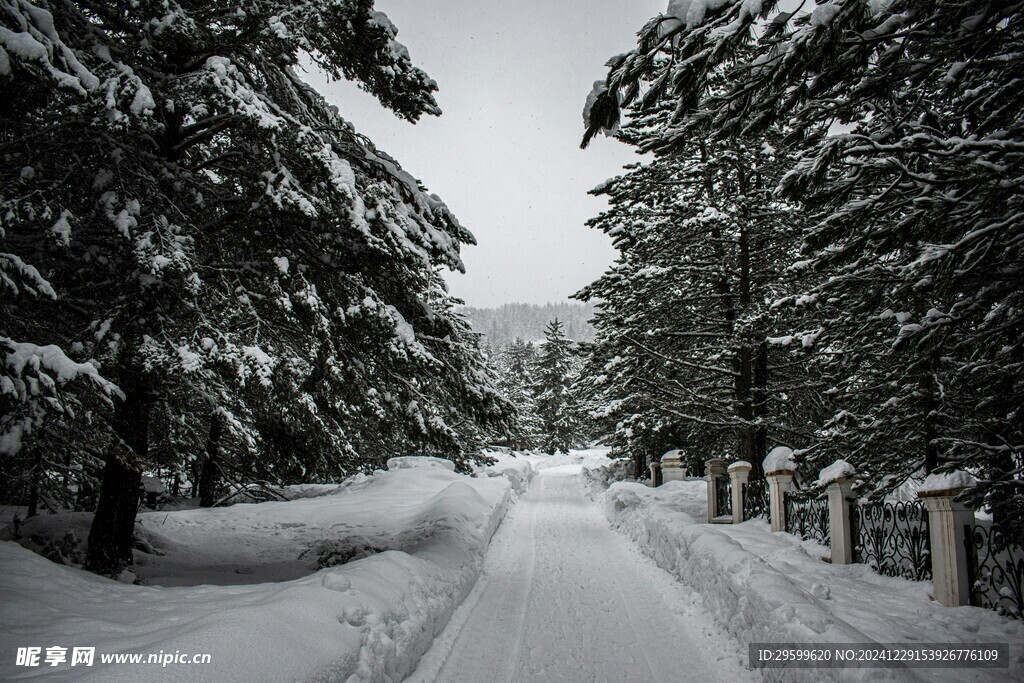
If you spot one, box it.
[705,456,1022,621]
[742,477,769,521]
[965,522,1024,620]
[783,490,829,545]
[715,475,731,519]
[851,500,931,582]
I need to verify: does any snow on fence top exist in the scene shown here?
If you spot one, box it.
[727,460,752,472]
[816,459,856,486]
[660,449,684,462]
[762,446,797,473]
[917,470,977,495]
[386,456,456,471]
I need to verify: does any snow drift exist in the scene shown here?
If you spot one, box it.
[0,457,531,682]
[601,481,1023,682]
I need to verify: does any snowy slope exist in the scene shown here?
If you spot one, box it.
[0,458,527,682]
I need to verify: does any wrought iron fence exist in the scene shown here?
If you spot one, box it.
[850,500,931,581]
[715,475,731,518]
[784,490,829,545]
[965,522,1024,620]
[743,477,769,521]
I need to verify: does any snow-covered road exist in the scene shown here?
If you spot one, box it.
[410,463,757,683]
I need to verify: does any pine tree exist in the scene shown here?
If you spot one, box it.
[1,0,510,573]
[495,338,542,449]
[583,0,1024,520]
[579,79,816,480]
[532,319,582,454]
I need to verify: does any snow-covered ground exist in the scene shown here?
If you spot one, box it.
[0,456,530,681]
[601,479,1024,682]
[409,460,756,683]
[4,449,1017,682]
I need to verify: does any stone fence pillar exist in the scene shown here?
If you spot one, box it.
[648,460,662,487]
[819,460,857,565]
[661,451,686,483]
[728,461,752,524]
[705,458,727,523]
[918,484,974,607]
[765,469,796,532]
[826,477,856,564]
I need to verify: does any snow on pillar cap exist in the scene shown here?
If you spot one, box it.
[763,446,797,474]
[727,460,752,472]
[917,471,977,498]
[816,459,856,486]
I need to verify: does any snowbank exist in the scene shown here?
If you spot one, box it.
[386,455,456,471]
[474,454,535,495]
[601,481,1023,682]
[580,456,633,493]
[0,463,525,682]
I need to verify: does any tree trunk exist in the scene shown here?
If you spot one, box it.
[62,449,71,499]
[26,443,42,518]
[198,411,223,507]
[85,370,151,575]
[734,342,757,467]
[751,340,769,478]
[921,351,940,474]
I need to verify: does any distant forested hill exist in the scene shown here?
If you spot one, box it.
[461,302,597,345]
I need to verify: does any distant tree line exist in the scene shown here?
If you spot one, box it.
[489,320,594,454]
[461,302,597,347]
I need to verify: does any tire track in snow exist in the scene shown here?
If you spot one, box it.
[500,469,540,683]
[409,465,760,683]
[409,473,541,683]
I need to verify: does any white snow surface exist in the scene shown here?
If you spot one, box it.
[409,461,755,683]
[0,458,526,682]
[919,470,978,494]
[810,2,842,27]
[473,452,536,495]
[660,448,684,461]
[816,459,856,486]
[387,455,456,472]
[728,460,752,472]
[601,481,1024,682]
[5,448,1015,681]
[763,445,797,472]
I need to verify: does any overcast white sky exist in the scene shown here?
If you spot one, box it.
[305,0,664,308]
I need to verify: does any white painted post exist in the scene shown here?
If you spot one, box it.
[765,470,796,532]
[818,460,857,564]
[918,486,975,607]
[728,461,752,524]
[705,458,727,523]
[825,477,856,564]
